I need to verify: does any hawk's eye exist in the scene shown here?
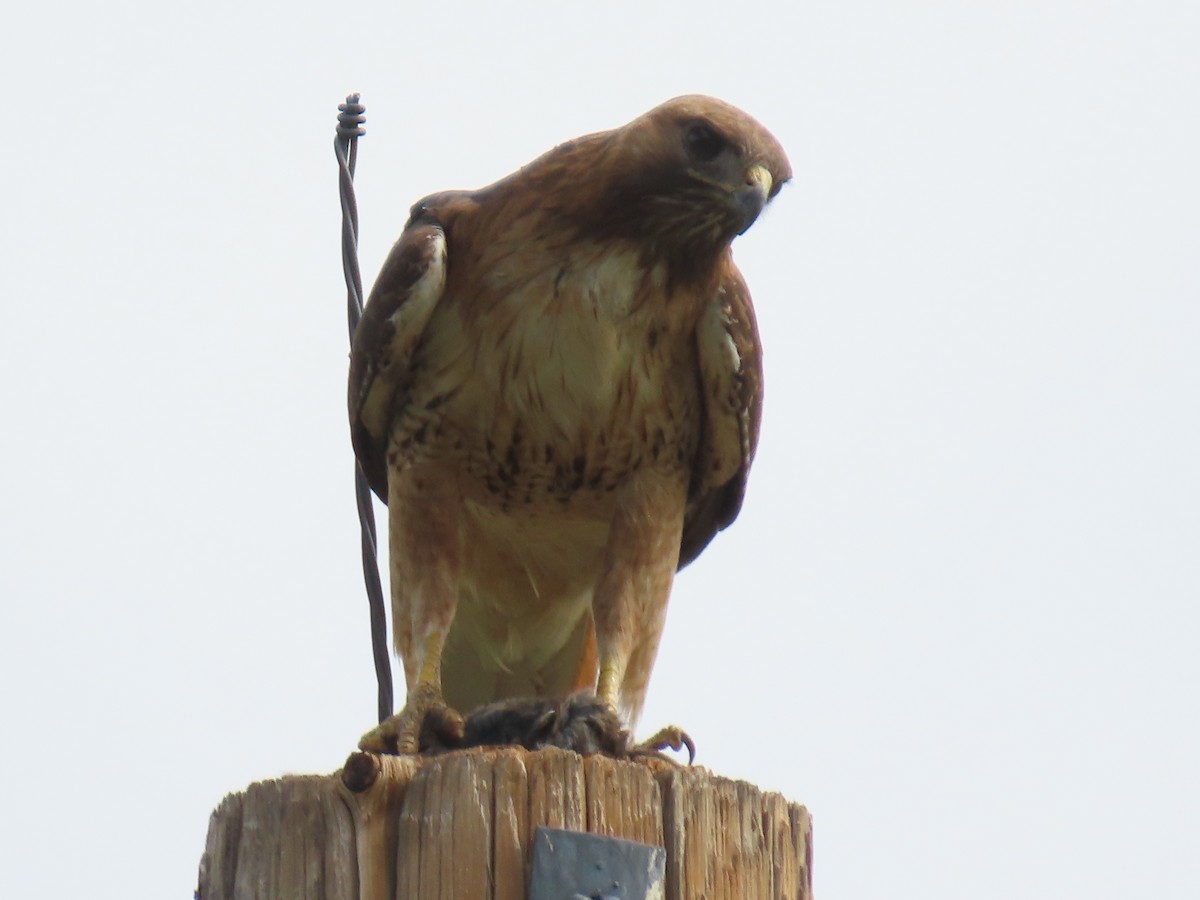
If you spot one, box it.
[684,122,725,162]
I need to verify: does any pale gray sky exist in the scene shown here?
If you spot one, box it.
[2,1,1197,897]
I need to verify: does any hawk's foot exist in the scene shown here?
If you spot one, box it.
[358,682,464,755]
[628,724,696,766]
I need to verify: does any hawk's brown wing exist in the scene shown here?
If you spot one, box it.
[679,264,764,569]
[348,221,448,500]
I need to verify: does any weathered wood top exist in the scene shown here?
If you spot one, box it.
[198,747,811,900]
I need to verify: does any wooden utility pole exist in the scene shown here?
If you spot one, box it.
[197,747,811,899]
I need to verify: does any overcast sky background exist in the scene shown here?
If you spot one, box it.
[2,1,1197,897]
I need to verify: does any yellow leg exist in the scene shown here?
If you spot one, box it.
[596,655,625,710]
[591,469,687,724]
[359,459,464,755]
[417,631,445,689]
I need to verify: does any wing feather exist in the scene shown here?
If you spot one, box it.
[679,265,764,568]
[348,222,447,499]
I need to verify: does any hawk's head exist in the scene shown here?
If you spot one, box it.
[576,95,791,278]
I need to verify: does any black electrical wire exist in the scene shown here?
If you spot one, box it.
[334,93,394,725]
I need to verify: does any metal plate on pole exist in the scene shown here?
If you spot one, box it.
[528,827,666,900]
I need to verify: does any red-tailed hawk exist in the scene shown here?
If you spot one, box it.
[350,95,789,754]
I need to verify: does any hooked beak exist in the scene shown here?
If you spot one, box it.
[734,164,773,234]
